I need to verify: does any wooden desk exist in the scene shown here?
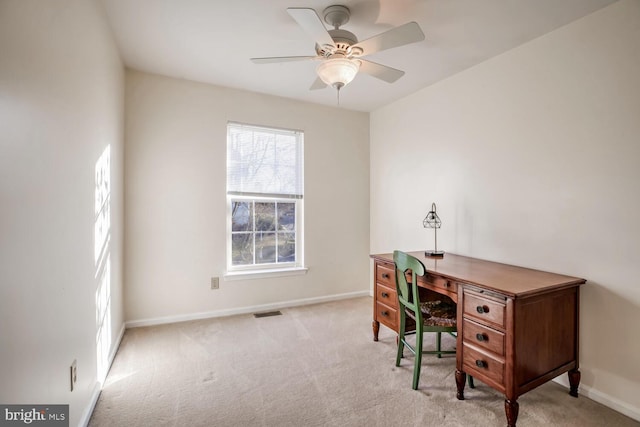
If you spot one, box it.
[371,252,586,427]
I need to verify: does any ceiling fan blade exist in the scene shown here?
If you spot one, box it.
[309,76,327,90]
[358,59,405,83]
[352,22,425,56]
[251,56,316,64]
[287,8,336,50]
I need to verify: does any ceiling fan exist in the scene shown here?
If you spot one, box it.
[251,5,425,94]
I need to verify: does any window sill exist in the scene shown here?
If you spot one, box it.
[223,266,308,281]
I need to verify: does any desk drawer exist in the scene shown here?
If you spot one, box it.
[463,291,506,329]
[376,283,397,309]
[420,273,457,294]
[462,318,505,356]
[376,263,395,288]
[375,301,398,331]
[462,343,505,388]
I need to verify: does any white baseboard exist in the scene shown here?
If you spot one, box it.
[78,323,126,427]
[125,290,370,328]
[79,382,101,427]
[553,377,640,422]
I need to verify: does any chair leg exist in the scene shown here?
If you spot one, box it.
[396,313,406,367]
[396,336,404,367]
[436,331,442,359]
[412,329,423,390]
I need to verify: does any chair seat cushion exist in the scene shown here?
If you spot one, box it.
[419,300,457,327]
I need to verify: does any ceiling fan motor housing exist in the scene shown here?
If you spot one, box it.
[316,29,360,57]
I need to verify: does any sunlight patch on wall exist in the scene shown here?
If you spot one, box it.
[95,146,111,264]
[95,145,112,383]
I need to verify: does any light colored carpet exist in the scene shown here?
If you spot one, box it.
[89,297,638,427]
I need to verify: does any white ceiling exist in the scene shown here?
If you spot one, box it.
[100,0,617,112]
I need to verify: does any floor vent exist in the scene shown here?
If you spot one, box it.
[253,310,282,318]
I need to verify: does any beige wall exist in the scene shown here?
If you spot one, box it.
[124,70,370,324]
[370,0,639,420]
[0,0,125,425]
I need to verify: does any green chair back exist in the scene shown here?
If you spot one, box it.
[393,250,425,325]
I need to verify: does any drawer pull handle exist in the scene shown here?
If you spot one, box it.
[475,360,487,369]
[381,311,389,317]
[444,282,450,288]
[476,305,489,314]
[476,333,487,342]
[381,292,389,298]
[382,273,390,279]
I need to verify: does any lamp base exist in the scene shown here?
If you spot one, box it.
[425,250,445,258]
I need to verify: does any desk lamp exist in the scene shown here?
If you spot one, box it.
[423,203,444,257]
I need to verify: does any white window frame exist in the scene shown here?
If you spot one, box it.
[224,122,306,279]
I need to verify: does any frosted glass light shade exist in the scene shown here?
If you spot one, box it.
[316,58,360,89]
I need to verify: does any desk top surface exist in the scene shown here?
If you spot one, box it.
[370,251,586,298]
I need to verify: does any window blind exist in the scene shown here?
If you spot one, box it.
[227,122,303,199]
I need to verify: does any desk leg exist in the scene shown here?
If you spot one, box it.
[455,370,466,400]
[568,369,581,397]
[372,320,380,342]
[505,399,519,427]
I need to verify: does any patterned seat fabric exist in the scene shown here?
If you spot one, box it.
[419,300,457,327]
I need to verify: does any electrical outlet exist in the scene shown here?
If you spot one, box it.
[211,277,219,290]
[70,359,77,392]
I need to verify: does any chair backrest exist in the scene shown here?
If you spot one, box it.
[393,250,425,319]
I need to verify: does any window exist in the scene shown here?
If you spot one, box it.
[226,122,304,275]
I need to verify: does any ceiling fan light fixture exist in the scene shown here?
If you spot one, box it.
[316,58,360,90]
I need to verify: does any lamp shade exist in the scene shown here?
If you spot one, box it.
[317,58,360,89]
[423,206,442,229]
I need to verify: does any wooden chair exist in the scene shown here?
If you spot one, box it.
[393,250,474,390]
